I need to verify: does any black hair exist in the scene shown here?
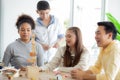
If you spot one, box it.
[97,21,117,40]
[16,14,35,30]
[37,0,50,10]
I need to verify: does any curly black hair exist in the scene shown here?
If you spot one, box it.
[16,14,35,30]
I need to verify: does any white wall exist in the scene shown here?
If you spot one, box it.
[0,0,2,61]
[0,0,69,61]
[106,0,120,21]
[1,0,120,61]
[0,0,40,61]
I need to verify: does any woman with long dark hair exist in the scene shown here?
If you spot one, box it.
[40,27,90,72]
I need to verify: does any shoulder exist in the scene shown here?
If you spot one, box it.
[51,15,58,20]
[110,40,120,50]
[58,46,66,51]
[7,40,19,48]
[83,47,89,53]
[5,40,19,51]
[35,18,43,27]
[114,40,120,47]
[36,18,41,23]
[81,47,90,56]
[57,46,66,55]
[108,40,120,59]
[51,15,60,23]
[110,40,120,53]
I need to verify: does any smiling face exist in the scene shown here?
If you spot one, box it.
[65,30,76,48]
[95,26,112,48]
[18,22,32,43]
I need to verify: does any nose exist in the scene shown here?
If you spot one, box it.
[95,35,100,42]
[23,30,28,34]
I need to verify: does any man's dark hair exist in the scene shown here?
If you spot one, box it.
[97,21,117,40]
[37,0,50,10]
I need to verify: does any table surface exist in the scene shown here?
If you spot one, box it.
[0,71,74,80]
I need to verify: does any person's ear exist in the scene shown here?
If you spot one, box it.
[108,33,113,39]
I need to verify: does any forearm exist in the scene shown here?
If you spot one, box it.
[83,70,96,80]
[85,70,93,74]
[53,38,64,48]
[83,74,96,80]
[3,54,11,66]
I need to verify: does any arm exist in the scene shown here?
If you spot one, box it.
[83,70,96,80]
[96,47,120,80]
[40,47,64,71]
[3,45,12,66]
[34,28,50,50]
[71,49,102,80]
[78,44,120,80]
[53,37,64,48]
[53,18,65,48]
[36,43,44,66]
[58,48,90,72]
[71,69,96,80]
[89,50,102,74]
[73,48,90,70]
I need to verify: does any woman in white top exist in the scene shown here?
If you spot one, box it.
[40,27,90,72]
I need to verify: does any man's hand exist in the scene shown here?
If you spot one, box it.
[53,42,59,48]
[71,69,84,80]
[42,44,50,50]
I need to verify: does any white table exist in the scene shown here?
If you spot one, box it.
[0,71,74,80]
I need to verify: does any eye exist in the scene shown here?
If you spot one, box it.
[27,29,31,32]
[67,35,71,38]
[21,29,25,31]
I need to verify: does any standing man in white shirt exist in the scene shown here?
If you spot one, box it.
[34,0,64,64]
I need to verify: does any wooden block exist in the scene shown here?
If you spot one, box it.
[27,66,40,80]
